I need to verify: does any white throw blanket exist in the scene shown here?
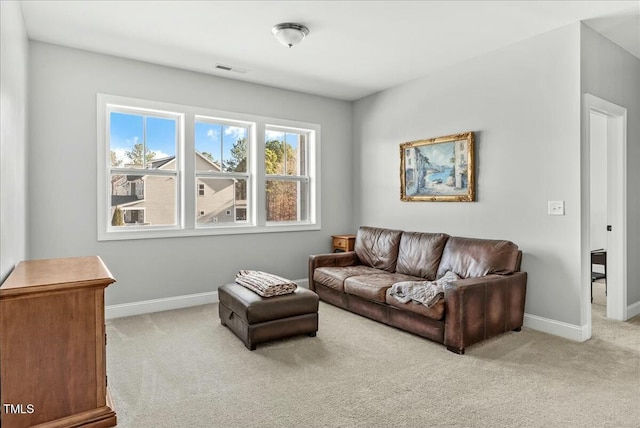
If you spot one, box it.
[235,270,297,297]
[388,271,460,308]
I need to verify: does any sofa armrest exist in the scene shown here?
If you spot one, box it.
[444,272,527,354]
[308,252,360,291]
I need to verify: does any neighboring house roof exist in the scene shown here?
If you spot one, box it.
[129,153,222,172]
[150,156,174,169]
[195,152,222,171]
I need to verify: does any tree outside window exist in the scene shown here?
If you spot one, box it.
[265,131,308,222]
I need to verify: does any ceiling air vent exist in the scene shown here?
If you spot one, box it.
[214,64,249,74]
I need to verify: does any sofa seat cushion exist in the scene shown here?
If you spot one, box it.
[385,289,445,321]
[314,265,384,293]
[344,273,423,303]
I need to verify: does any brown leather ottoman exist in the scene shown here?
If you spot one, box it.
[218,283,319,350]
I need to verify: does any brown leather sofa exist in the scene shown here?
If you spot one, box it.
[309,226,527,354]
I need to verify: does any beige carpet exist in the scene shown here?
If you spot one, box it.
[106,287,640,427]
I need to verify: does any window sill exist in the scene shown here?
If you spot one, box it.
[98,223,321,241]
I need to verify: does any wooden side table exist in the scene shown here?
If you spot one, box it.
[331,234,356,252]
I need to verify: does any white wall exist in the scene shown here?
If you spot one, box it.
[28,42,353,306]
[0,1,28,281]
[581,24,640,310]
[589,113,607,253]
[353,25,583,331]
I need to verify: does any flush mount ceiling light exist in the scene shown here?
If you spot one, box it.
[272,23,310,48]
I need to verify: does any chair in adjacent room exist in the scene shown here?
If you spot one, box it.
[591,249,607,303]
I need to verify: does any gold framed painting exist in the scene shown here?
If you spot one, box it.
[400,131,475,202]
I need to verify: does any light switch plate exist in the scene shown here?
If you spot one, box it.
[548,200,565,216]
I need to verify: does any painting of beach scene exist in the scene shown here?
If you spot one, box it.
[400,132,475,202]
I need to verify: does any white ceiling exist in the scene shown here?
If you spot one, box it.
[19,0,640,101]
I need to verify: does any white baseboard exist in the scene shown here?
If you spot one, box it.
[106,278,309,320]
[522,300,640,340]
[523,313,588,342]
[106,291,219,319]
[627,300,640,320]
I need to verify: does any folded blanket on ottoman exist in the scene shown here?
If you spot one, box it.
[235,270,298,297]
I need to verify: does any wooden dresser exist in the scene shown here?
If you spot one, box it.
[0,256,117,428]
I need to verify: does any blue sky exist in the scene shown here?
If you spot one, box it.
[195,122,247,166]
[110,112,300,167]
[110,112,176,165]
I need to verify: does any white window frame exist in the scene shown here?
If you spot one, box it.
[264,125,314,225]
[194,115,253,230]
[97,94,321,240]
[100,98,183,238]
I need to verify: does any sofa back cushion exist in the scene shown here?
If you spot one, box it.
[395,232,449,280]
[354,227,403,272]
[437,236,520,279]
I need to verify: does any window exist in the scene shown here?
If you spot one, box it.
[123,208,145,224]
[236,208,247,221]
[106,106,180,230]
[194,117,249,227]
[97,94,320,240]
[265,127,310,223]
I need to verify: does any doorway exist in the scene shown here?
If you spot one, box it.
[583,94,627,334]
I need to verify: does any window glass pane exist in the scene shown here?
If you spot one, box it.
[288,133,299,176]
[110,112,144,168]
[222,125,247,173]
[265,131,286,175]
[109,112,177,170]
[265,131,306,176]
[195,122,222,171]
[146,117,177,170]
[266,180,308,222]
[196,177,248,224]
[285,132,307,176]
[195,122,248,173]
[110,174,176,227]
